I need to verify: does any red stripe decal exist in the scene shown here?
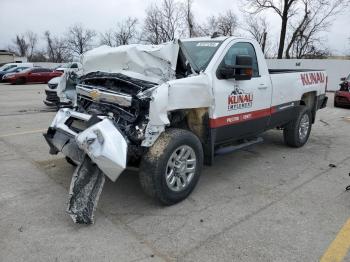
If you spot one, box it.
[209,108,275,128]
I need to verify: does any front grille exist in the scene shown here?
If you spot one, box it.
[76,84,132,107]
[45,90,59,102]
[48,83,58,89]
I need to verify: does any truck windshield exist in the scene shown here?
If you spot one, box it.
[181,41,222,72]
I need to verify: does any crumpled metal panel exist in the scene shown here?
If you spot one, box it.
[167,73,213,110]
[75,119,128,182]
[142,73,213,147]
[49,108,127,181]
[50,108,91,137]
[81,41,179,84]
[67,155,105,224]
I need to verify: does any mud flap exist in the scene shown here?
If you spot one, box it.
[67,155,105,224]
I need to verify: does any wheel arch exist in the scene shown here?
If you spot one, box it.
[300,91,317,123]
[167,107,214,165]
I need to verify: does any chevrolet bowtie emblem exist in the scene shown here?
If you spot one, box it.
[90,89,101,101]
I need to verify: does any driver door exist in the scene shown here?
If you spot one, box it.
[28,69,44,82]
[211,42,272,143]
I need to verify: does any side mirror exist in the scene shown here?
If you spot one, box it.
[341,77,346,81]
[217,55,253,80]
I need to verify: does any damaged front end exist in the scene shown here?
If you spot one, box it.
[43,39,213,224]
[44,72,157,223]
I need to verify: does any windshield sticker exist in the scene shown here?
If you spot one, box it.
[196,42,219,47]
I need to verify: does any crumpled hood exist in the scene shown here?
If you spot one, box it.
[81,41,179,84]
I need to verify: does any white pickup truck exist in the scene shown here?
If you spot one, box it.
[44,36,328,223]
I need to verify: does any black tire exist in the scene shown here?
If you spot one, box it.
[334,99,339,108]
[139,128,203,205]
[283,106,312,148]
[65,156,77,166]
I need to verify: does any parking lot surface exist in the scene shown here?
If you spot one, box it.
[1,83,350,262]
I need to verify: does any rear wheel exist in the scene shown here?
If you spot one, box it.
[283,106,312,148]
[139,128,203,205]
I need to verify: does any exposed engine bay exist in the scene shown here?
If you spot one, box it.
[75,72,156,151]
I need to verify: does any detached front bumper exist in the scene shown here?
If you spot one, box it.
[44,108,128,182]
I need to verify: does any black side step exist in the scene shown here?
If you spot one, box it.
[215,137,264,156]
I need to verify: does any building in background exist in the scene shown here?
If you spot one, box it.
[0,50,27,66]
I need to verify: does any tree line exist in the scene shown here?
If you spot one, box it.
[8,0,350,63]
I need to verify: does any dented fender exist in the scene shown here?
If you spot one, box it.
[142,73,213,147]
[76,119,127,182]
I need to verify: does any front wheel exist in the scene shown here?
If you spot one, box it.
[139,128,203,205]
[334,99,339,108]
[15,77,26,85]
[283,106,312,147]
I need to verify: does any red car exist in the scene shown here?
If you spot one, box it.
[334,74,350,107]
[6,67,63,84]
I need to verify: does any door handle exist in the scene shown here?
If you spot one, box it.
[258,84,268,90]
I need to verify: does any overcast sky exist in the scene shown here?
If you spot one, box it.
[0,0,349,55]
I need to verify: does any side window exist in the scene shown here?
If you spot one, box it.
[71,63,78,68]
[33,68,50,73]
[4,65,16,71]
[221,42,259,77]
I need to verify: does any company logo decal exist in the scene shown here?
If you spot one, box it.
[227,87,253,111]
[301,72,325,86]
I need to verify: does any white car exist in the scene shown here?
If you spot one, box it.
[0,62,33,72]
[43,77,61,107]
[1,66,31,82]
[54,62,82,73]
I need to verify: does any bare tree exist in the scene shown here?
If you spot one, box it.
[216,10,239,36]
[143,0,185,44]
[12,34,29,57]
[100,29,115,47]
[245,15,269,53]
[30,49,48,62]
[197,10,239,36]
[67,24,96,55]
[44,31,70,63]
[285,0,350,58]
[26,31,38,61]
[100,17,139,47]
[115,17,138,45]
[10,31,38,61]
[184,0,195,37]
[245,0,299,58]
